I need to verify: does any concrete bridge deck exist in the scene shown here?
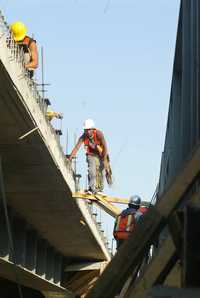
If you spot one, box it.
[0,17,110,297]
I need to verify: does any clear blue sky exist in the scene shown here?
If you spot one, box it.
[1,0,180,248]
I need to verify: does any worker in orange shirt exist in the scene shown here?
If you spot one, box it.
[68,119,111,194]
[113,195,143,249]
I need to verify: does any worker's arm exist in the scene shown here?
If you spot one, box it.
[96,130,108,159]
[68,136,84,161]
[25,41,38,69]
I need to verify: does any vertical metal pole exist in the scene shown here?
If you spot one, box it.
[74,133,77,176]
[73,133,78,191]
[111,238,114,256]
[66,129,69,155]
[41,46,45,101]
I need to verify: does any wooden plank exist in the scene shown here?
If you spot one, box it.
[73,192,129,204]
[146,286,200,298]
[164,262,181,288]
[124,236,177,298]
[65,270,98,296]
[76,276,98,297]
[94,194,121,218]
[86,144,200,298]
[168,211,182,252]
[73,192,97,202]
[74,192,121,217]
[74,192,150,211]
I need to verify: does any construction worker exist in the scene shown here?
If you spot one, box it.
[10,21,38,78]
[113,195,143,249]
[68,119,109,194]
[46,110,63,121]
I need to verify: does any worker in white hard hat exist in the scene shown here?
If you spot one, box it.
[10,21,38,78]
[68,119,109,194]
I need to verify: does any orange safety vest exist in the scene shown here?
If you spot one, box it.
[139,206,149,215]
[18,36,35,65]
[84,129,102,156]
[113,210,136,240]
[18,36,34,50]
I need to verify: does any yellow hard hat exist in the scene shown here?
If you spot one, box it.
[10,21,27,41]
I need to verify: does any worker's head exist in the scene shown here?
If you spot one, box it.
[83,119,95,136]
[129,195,141,209]
[10,21,27,42]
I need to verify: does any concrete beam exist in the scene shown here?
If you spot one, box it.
[0,202,64,289]
[64,270,98,297]
[0,257,72,294]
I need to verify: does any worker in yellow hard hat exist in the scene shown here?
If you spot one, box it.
[10,21,38,78]
[46,110,63,121]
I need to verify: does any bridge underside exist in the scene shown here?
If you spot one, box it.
[0,61,105,261]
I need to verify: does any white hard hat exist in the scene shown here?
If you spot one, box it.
[83,119,95,130]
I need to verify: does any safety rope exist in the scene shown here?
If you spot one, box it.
[0,159,24,298]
